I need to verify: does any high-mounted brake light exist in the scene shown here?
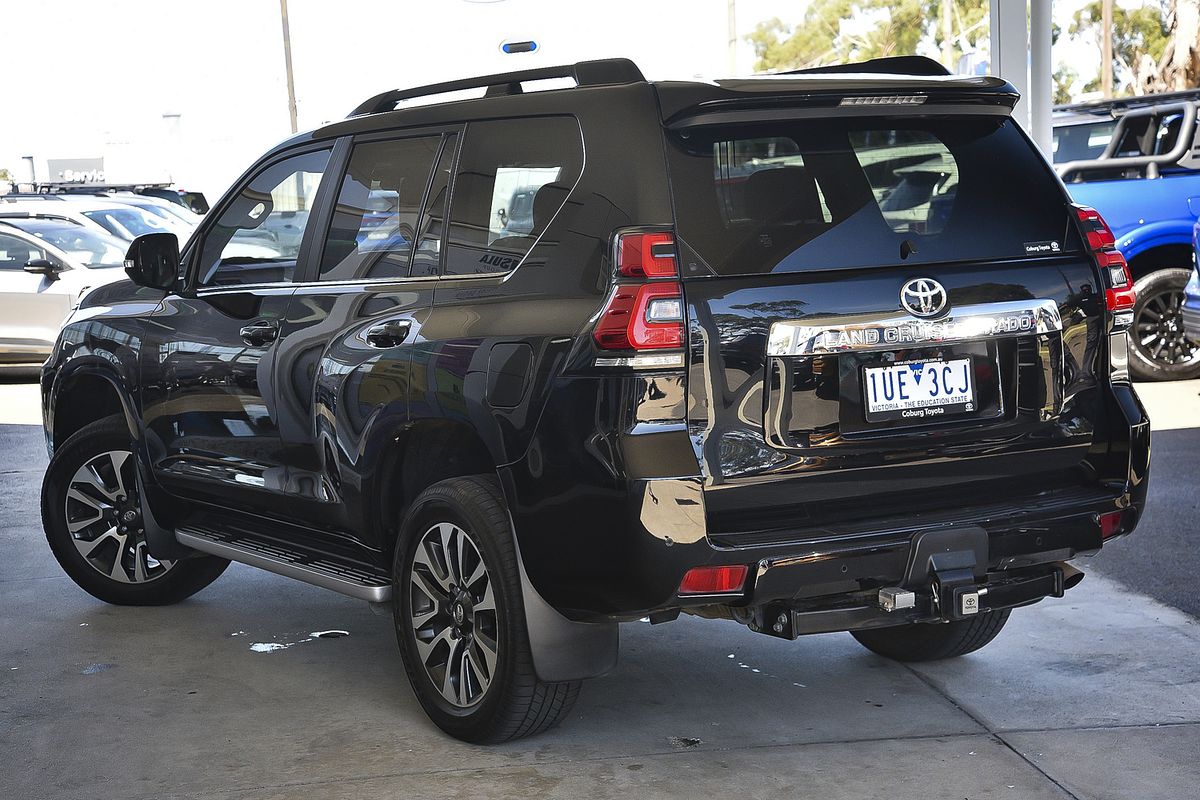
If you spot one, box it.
[679,565,748,595]
[618,232,677,278]
[1074,205,1135,318]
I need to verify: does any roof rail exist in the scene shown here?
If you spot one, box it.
[782,55,951,78]
[348,57,646,117]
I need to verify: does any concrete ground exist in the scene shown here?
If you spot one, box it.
[1,376,1198,800]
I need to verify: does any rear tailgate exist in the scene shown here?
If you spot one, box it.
[663,105,1113,546]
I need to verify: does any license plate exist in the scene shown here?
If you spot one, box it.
[863,357,976,422]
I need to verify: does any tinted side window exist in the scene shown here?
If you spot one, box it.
[444,117,582,276]
[197,148,331,287]
[319,135,441,281]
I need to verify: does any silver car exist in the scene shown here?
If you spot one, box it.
[0,218,128,363]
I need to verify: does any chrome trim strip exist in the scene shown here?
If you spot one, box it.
[766,299,1063,357]
[594,353,685,369]
[176,528,391,603]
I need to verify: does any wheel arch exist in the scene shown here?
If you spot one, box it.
[375,418,498,561]
[1118,220,1194,280]
[47,363,138,456]
[1125,242,1195,281]
[377,419,618,684]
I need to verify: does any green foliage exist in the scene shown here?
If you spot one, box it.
[1053,66,1079,105]
[0,168,11,183]
[749,0,989,72]
[1071,0,1170,94]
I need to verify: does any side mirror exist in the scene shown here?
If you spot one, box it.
[24,258,63,278]
[124,233,179,291]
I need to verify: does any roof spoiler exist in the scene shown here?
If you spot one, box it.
[782,55,951,78]
[348,58,646,118]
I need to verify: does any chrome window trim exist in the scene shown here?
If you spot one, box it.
[766,299,1063,357]
[193,269,513,297]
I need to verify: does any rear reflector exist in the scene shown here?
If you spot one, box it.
[1097,510,1123,539]
[618,232,677,278]
[679,565,749,595]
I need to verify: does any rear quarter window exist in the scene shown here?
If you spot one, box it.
[444,116,583,276]
[667,117,1077,276]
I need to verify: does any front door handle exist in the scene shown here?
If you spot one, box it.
[364,320,412,348]
[239,320,279,346]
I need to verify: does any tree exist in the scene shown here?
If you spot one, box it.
[1158,0,1200,90]
[927,0,990,69]
[1054,65,1079,104]
[0,168,11,183]
[748,0,989,73]
[1071,0,1170,95]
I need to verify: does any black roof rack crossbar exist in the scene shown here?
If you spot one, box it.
[348,57,645,117]
[783,55,951,78]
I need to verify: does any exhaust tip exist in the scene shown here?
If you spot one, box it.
[1058,562,1085,592]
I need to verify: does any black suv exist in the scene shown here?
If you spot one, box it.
[40,56,1151,743]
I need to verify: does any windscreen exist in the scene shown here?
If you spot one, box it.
[667,116,1078,276]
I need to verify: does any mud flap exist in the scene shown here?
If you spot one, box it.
[513,537,619,683]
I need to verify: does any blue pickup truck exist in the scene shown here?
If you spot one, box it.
[1053,90,1200,380]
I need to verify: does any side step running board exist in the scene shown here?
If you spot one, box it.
[176,526,392,603]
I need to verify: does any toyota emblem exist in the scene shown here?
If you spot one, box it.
[900,278,948,318]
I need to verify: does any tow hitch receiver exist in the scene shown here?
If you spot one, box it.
[751,563,1080,641]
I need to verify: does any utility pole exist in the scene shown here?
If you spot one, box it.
[280,0,299,134]
[1101,0,1113,98]
[727,0,737,74]
[941,0,954,71]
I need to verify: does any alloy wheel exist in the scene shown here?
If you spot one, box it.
[407,521,499,708]
[63,450,175,584]
[1134,287,1200,368]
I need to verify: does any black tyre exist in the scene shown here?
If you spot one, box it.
[850,609,1011,663]
[1128,268,1200,381]
[393,475,580,743]
[42,416,229,605]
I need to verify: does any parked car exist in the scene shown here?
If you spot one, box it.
[0,197,186,241]
[39,56,1149,743]
[0,219,127,363]
[1053,90,1200,380]
[31,182,210,215]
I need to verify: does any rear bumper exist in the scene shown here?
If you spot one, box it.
[505,466,1141,622]
[504,378,1151,624]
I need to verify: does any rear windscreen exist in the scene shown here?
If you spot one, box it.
[666,117,1078,276]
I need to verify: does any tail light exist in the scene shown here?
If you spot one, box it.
[594,229,685,364]
[679,564,748,595]
[1074,205,1135,321]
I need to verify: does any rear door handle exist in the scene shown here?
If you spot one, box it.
[239,320,279,346]
[364,319,412,348]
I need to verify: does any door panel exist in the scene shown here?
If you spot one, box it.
[0,233,69,357]
[267,133,450,543]
[143,146,333,513]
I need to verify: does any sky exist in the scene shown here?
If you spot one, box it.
[0,0,1140,202]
